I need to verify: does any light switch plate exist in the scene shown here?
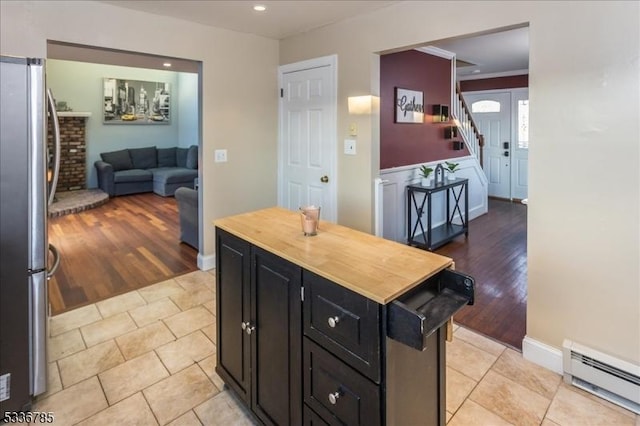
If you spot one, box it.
[214,149,228,162]
[349,123,358,136]
[344,139,356,155]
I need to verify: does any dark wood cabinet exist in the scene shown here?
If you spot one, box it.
[216,229,303,426]
[215,211,474,426]
[216,229,251,403]
[303,339,380,426]
[303,271,380,382]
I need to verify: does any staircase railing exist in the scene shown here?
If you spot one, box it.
[452,82,485,167]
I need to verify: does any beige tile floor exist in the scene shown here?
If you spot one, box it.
[36,269,639,426]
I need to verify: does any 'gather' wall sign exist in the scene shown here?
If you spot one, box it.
[395,88,424,123]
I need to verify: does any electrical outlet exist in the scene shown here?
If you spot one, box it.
[214,149,227,163]
[344,139,356,155]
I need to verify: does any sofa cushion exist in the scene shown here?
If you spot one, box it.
[150,167,198,184]
[176,147,188,168]
[186,145,198,169]
[113,169,153,183]
[100,149,133,171]
[129,146,157,169]
[157,147,177,167]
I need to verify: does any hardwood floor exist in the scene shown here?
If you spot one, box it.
[48,194,526,349]
[436,198,527,350]
[48,193,198,315]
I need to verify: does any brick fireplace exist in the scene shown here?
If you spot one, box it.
[47,112,91,192]
[47,112,109,217]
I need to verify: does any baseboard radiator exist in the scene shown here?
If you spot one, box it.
[562,339,640,414]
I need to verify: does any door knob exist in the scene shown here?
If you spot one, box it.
[320,176,329,183]
[327,316,340,328]
[328,391,341,405]
[503,152,509,157]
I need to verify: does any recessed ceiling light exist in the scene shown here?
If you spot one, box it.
[472,69,481,74]
[253,4,266,12]
[163,62,172,67]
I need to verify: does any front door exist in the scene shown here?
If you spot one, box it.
[464,91,512,199]
[279,56,337,222]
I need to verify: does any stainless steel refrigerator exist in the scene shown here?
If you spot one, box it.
[0,56,61,414]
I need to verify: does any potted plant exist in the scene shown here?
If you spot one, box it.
[419,165,434,186]
[444,161,459,180]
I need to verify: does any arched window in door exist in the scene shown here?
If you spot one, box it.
[471,100,500,113]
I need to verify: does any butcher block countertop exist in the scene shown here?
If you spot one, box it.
[214,207,453,305]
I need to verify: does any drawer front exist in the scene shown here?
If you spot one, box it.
[303,271,380,382]
[303,405,330,426]
[304,338,380,426]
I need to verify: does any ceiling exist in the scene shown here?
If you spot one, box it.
[93,1,528,78]
[99,1,399,40]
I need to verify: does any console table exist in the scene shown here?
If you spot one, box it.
[407,178,469,251]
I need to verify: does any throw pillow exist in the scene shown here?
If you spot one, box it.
[100,149,133,171]
[176,147,188,168]
[129,146,157,169]
[186,145,198,169]
[157,147,177,167]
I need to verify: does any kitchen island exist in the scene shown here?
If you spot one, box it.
[215,207,474,426]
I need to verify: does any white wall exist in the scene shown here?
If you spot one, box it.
[1,0,279,260]
[280,1,640,365]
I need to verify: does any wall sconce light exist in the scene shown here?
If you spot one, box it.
[452,141,464,150]
[348,95,377,115]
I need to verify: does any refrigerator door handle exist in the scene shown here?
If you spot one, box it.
[47,243,60,279]
[30,270,48,396]
[47,88,60,206]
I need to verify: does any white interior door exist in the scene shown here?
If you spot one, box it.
[464,91,512,199]
[278,57,337,222]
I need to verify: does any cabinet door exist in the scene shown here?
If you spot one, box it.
[215,228,251,404]
[251,247,302,426]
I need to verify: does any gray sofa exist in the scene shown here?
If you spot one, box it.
[175,187,198,249]
[95,145,198,197]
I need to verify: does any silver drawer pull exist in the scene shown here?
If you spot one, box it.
[327,316,340,328]
[328,391,340,405]
[241,322,256,335]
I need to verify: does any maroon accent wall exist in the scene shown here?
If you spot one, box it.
[460,74,529,92]
[380,50,469,170]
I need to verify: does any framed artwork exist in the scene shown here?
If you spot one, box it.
[395,87,424,123]
[103,78,170,124]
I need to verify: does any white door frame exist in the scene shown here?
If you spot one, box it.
[277,55,338,221]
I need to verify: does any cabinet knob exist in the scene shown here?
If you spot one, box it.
[327,316,340,328]
[328,391,340,405]
[245,325,256,335]
[241,321,248,330]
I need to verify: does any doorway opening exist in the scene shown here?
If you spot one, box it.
[45,41,203,315]
[379,24,530,350]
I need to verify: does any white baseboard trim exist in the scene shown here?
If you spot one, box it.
[198,253,216,271]
[522,335,563,375]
